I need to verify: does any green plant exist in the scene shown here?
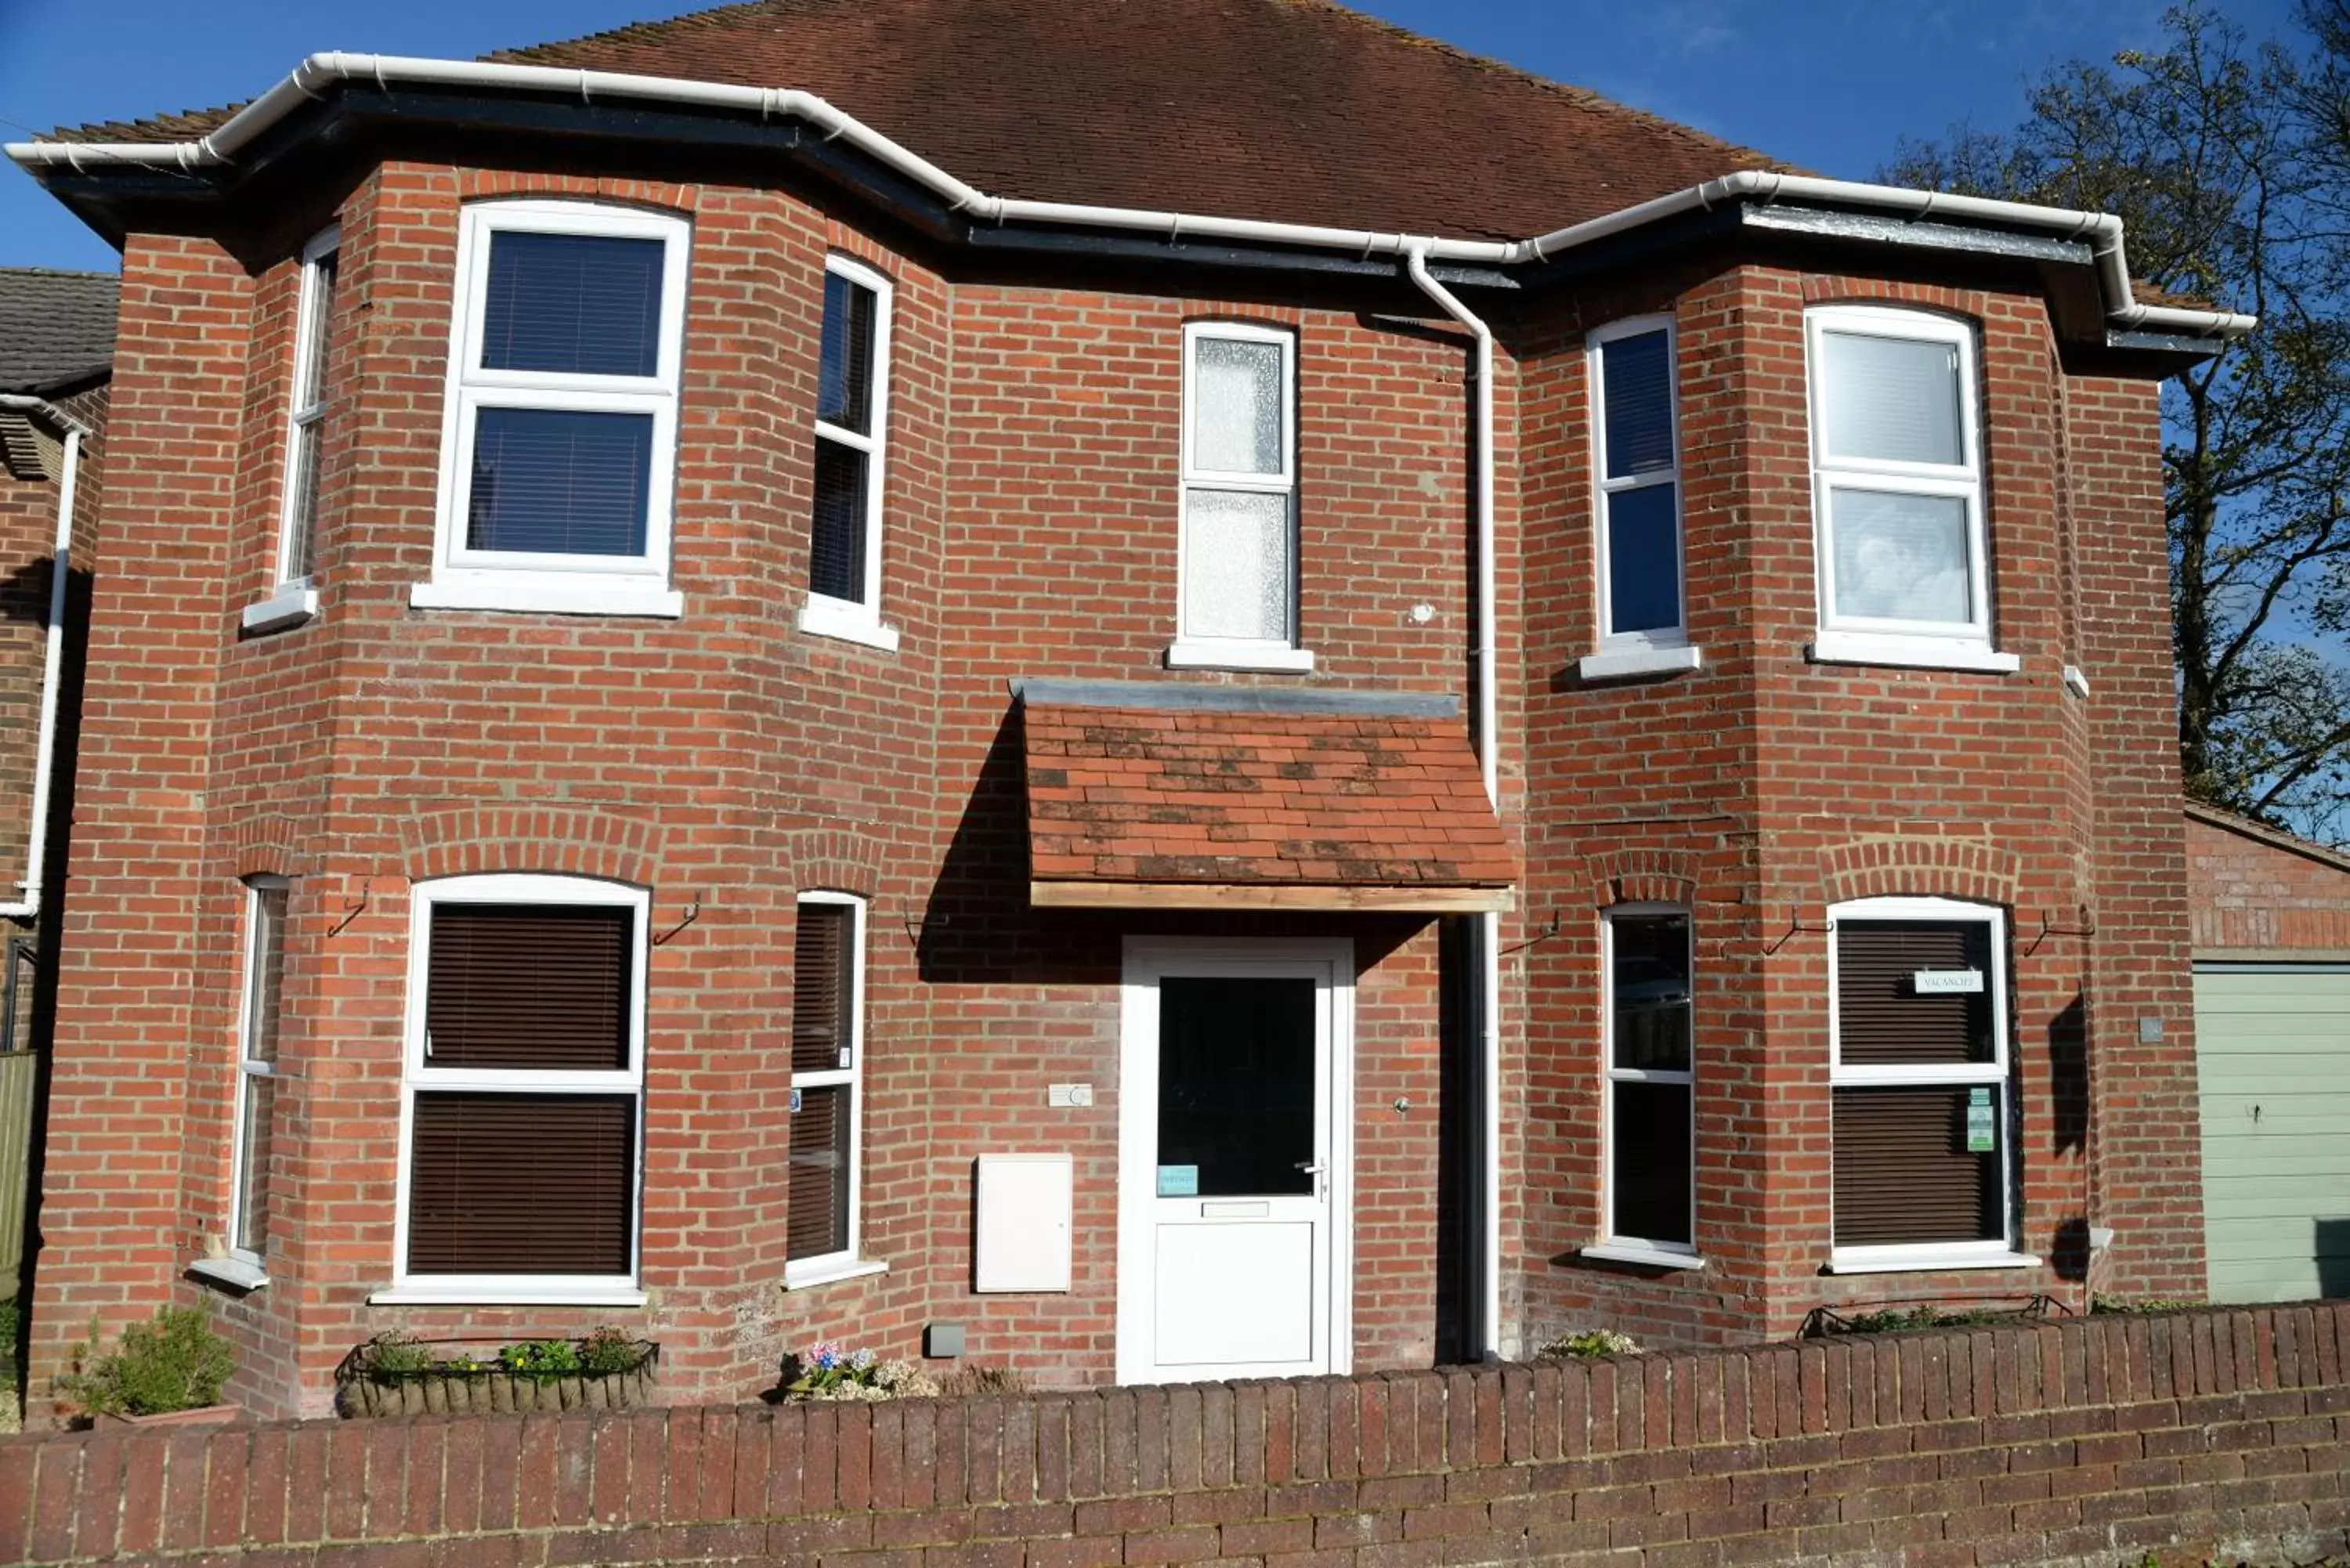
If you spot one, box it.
[55,1306,236,1418]
[1538,1329,1641,1360]
[2092,1294,2203,1316]
[497,1339,582,1376]
[0,1297,22,1396]
[578,1326,641,1375]
[362,1332,434,1378]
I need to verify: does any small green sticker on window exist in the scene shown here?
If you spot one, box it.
[1157,1165,1200,1198]
[1965,1087,1996,1153]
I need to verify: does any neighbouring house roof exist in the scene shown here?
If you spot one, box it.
[0,267,118,396]
[2186,800,2350,878]
[56,0,1789,243]
[1021,681,1513,912]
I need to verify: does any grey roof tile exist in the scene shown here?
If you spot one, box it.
[0,267,118,395]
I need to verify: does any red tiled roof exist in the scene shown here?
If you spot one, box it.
[1024,695,1513,911]
[62,0,1791,243]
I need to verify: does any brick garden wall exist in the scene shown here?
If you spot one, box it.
[2186,807,2350,956]
[5,1304,2348,1568]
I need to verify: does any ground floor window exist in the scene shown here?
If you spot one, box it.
[1601,906,1695,1256]
[787,892,866,1284]
[227,878,288,1266]
[391,874,646,1301]
[1828,897,2016,1267]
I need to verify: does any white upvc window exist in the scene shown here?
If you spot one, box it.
[1805,307,2015,673]
[1582,317,1700,681]
[415,200,690,619]
[786,891,880,1288]
[1826,897,2035,1274]
[206,877,287,1289]
[381,874,649,1306]
[1585,905,1702,1270]
[798,255,900,652]
[245,229,339,634]
[1170,320,1310,674]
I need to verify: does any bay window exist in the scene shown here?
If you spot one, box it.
[1583,318,1698,680]
[786,892,876,1288]
[1587,906,1699,1266]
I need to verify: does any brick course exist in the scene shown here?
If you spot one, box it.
[4,1305,2348,1568]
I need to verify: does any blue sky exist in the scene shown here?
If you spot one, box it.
[0,0,2308,271]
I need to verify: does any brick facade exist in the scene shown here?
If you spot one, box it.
[2186,805,2350,957]
[5,1304,2348,1568]
[22,127,2204,1413]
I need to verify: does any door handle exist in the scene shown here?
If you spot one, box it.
[1295,1161,1325,1175]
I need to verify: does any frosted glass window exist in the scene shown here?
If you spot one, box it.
[1193,338,1285,475]
[1828,490,1972,623]
[1591,320,1685,645]
[1806,308,1990,645]
[1180,325,1296,648]
[1183,490,1291,641]
[1818,331,1963,466]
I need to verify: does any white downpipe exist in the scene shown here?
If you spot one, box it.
[0,396,85,922]
[1405,244,1504,1360]
[5,54,2253,340]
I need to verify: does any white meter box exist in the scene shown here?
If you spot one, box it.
[974,1152,1074,1293]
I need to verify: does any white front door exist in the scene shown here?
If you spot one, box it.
[1117,939,1353,1385]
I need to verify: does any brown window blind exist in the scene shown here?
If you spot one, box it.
[793,902,854,1073]
[788,1084,851,1259]
[1832,1086,2001,1247]
[408,1092,635,1274]
[1836,920,1992,1066]
[425,904,631,1070]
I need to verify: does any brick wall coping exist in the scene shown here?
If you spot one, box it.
[3,1302,2346,1567]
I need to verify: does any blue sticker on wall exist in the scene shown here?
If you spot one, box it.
[1157,1165,1200,1197]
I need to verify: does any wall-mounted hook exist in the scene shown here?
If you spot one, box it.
[1502,910,1563,956]
[328,883,370,938]
[653,898,703,947]
[1762,914,1833,956]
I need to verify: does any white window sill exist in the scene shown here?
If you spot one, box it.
[240,583,319,634]
[1824,1250,2042,1276]
[2063,664,2092,699]
[797,597,902,652]
[1806,633,2020,674]
[1164,640,1316,674]
[410,575,685,620]
[1581,1242,1706,1270]
[368,1284,650,1306]
[783,1256,889,1292]
[1578,644,1704,682]
[188,1255,269,1292]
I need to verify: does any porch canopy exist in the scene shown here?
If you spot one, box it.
[1019,678,1513,913]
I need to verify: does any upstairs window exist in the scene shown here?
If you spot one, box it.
[419,201,689,618]
[245,229,340,634]
[1828,898,2022,1271]
[787,893,870,1287]
[1173,321,1307,672]
[800,255,898,650]
[1589,319,1685,651]
[389,876,647,1304]
[1806,307,2006,670]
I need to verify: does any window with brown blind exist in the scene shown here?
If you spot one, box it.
[787,894,865,1282]
[396,876,646,1295]
[1828,900,2017,1266]
[229,880,289,1263]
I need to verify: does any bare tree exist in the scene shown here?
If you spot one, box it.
[1888,5,2350,844]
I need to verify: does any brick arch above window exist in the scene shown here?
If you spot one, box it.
[228,813,316,883]
[396,805,664,888]
[784,825,888,901]
[1821,836,2021,908]
[1583,847,1702,909]
[454,171,700,216]
[1799,276,1997,326]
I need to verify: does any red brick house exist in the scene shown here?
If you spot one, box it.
[5,0,2250,1418]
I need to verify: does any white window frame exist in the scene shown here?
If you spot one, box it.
[202,876,287,1291]
[1587,316,1690,663]
[785,891,880,1289]
[244,229,339,634]
[1825,895,2035,1274]
[797,254,901,652]
[1169,320,1311,674]
[379,873,649,1306]
[414,200,689,619]
[1585,904,1703,1269]
[1804,307,2016,674]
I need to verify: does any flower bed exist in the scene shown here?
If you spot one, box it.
[334,1331,656,1417]
[779,1339,940,1402]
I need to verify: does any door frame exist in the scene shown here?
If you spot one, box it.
[1116,937,1356,1385]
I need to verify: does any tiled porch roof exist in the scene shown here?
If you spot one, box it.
[1021,680,1513,913]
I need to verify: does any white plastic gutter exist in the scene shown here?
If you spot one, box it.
[0,395,88,922]
[1405,244,1504,1360]
[4,53,2257,340]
